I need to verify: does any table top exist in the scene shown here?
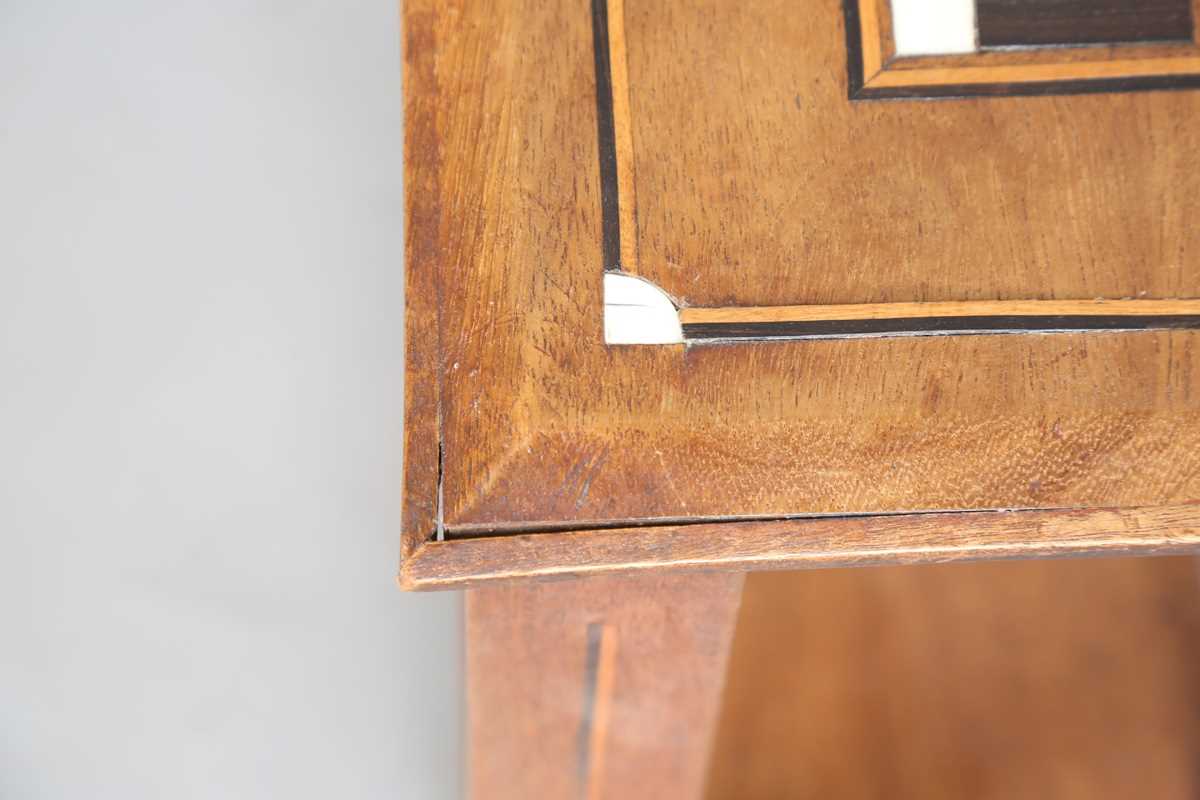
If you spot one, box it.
[400,0,1200,589]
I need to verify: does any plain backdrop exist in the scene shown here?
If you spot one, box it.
[0,1,462,797]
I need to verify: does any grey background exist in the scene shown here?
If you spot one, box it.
[0,1,462,798]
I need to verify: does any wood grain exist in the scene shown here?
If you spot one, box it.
[401,0,1200,580]
[976,0,1194,48]
[707,557,1200,799]
[402,502,1200,589]
[441,332,1200,527]
[400,0,444,556]
[630,0,1200,305]
[467,573,743,799]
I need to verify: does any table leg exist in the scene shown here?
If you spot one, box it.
[466,572,744,800]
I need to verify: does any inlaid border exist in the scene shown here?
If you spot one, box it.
[681,300,1200,342]
[591,0,1200,345]
[845,0,1200,98]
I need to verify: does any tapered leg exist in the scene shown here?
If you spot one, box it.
[466,572,744,800]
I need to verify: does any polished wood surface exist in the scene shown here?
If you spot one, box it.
[707,557,1200,799]
[400,0,1200,585]
[467,573,743,799]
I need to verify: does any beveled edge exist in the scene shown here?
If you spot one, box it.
[400,502,1200,590]
[400,0,447,559]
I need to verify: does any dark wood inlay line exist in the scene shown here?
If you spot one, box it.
[977,0,1195,48]
[683,314,1200,341]
[843,0,869,98]
[590,0,622,273]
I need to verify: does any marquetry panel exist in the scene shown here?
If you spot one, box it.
[588,0,1200,345]
[400,0,1200,588]
[847,0,1200,98]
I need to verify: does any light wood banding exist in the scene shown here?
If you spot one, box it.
[606,0,640,275]
[682,299,1200,324]
[870,56,1200,87]
[680,299,1200,340]
[889,41,1200,70]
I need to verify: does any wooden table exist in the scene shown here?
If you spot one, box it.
[399,0,1200,796]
